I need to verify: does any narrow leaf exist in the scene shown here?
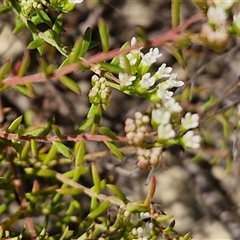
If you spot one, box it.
[37,10,52,27]
[91,163,101,194]
[26,127,46,137]
[0,60,12,80]
[59,75,81,93]
[28,38,45,50]
[43,144,57,164]
[7,116,23,133]
[0,6,12,13]
[107,184,128,204]
[99,127,117,139]
[53,14,64,34]
[17,51,30,77]
[87,200,110,219]
[155,214,174,222]
[104,141,124,161]
[69,37,84,63]
[98,18,109,52]
[76,116,94,133]
[56,188,83,195]
[53,141,72,158]
[27,20,38,34]
[31,139,37,157]
[171,0,181,28]
[100,62,123,74]
[25,168,56,177]
[75,140,85,166]
[79,27,92,57]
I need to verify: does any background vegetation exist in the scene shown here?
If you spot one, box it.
[0,0,240,239]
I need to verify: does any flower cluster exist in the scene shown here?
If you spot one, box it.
[200,0,240,51]
[88,75,111,109]
[116,38,183,102]
[20,0,42,17]
[136,147,162,170]
[121,38,201,170]
[121,209,157,239]
[125,112,150,146]
[19,0,83,17]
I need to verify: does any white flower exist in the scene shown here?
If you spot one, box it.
[139,73,155,89]
[233,12,240,30]
[213,0,235,9]
[166,73,184,88]
[157,83,173,100]
[163,98,182,113]
[206,25,228,45]
[157,123,175,140]
[140,48,162,66]
[182,131,201,149]
[156,63,172,78]
[207,6,227,25]
[118,73,136,86]
[152,108,171,125]
[181,112,199,130]
[156,74,183,100]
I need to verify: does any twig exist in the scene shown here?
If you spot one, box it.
[2,13,205,86]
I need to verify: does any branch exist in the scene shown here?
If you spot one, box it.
[2,13,205,86]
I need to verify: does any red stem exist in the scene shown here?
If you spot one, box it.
[2,13,205,86]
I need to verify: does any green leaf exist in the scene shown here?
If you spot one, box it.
[53,141,72,158]
[13,85,34,98]
[17,51,30,77]
[28,38,45,50]
[56,188,83,195]
[79,27,92,57]
[0,60,12,80]
[98,18,109,52]
[180,232,192,240]
[87,200,110,219]
[53,14,64,34]
[125,203,149,213]
[31,139,37,157]
[100,62,123,74]
[25,168,56,177]
[69,37,84,63]
[155,214,174,223]
[37,10,52,27]
[107,184,128,204]
[74,140,85,166]
[0,5,13,14]
[76,116,94,133]
[26,127,45,137]
[27,20,38,34]
[9,0,21,13]
[0,177,6,184]
[91,163,101,194]
[13,15,25,34]
[43,145,57,164]
[98,127,117,139]
[171,48,187,68]
[104,141,124,162]
[7,116,23,133]
[171,0,181,28]
[52,124,63,138]
[59,75,81,93]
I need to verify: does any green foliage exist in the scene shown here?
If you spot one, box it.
[0,0,239,239]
